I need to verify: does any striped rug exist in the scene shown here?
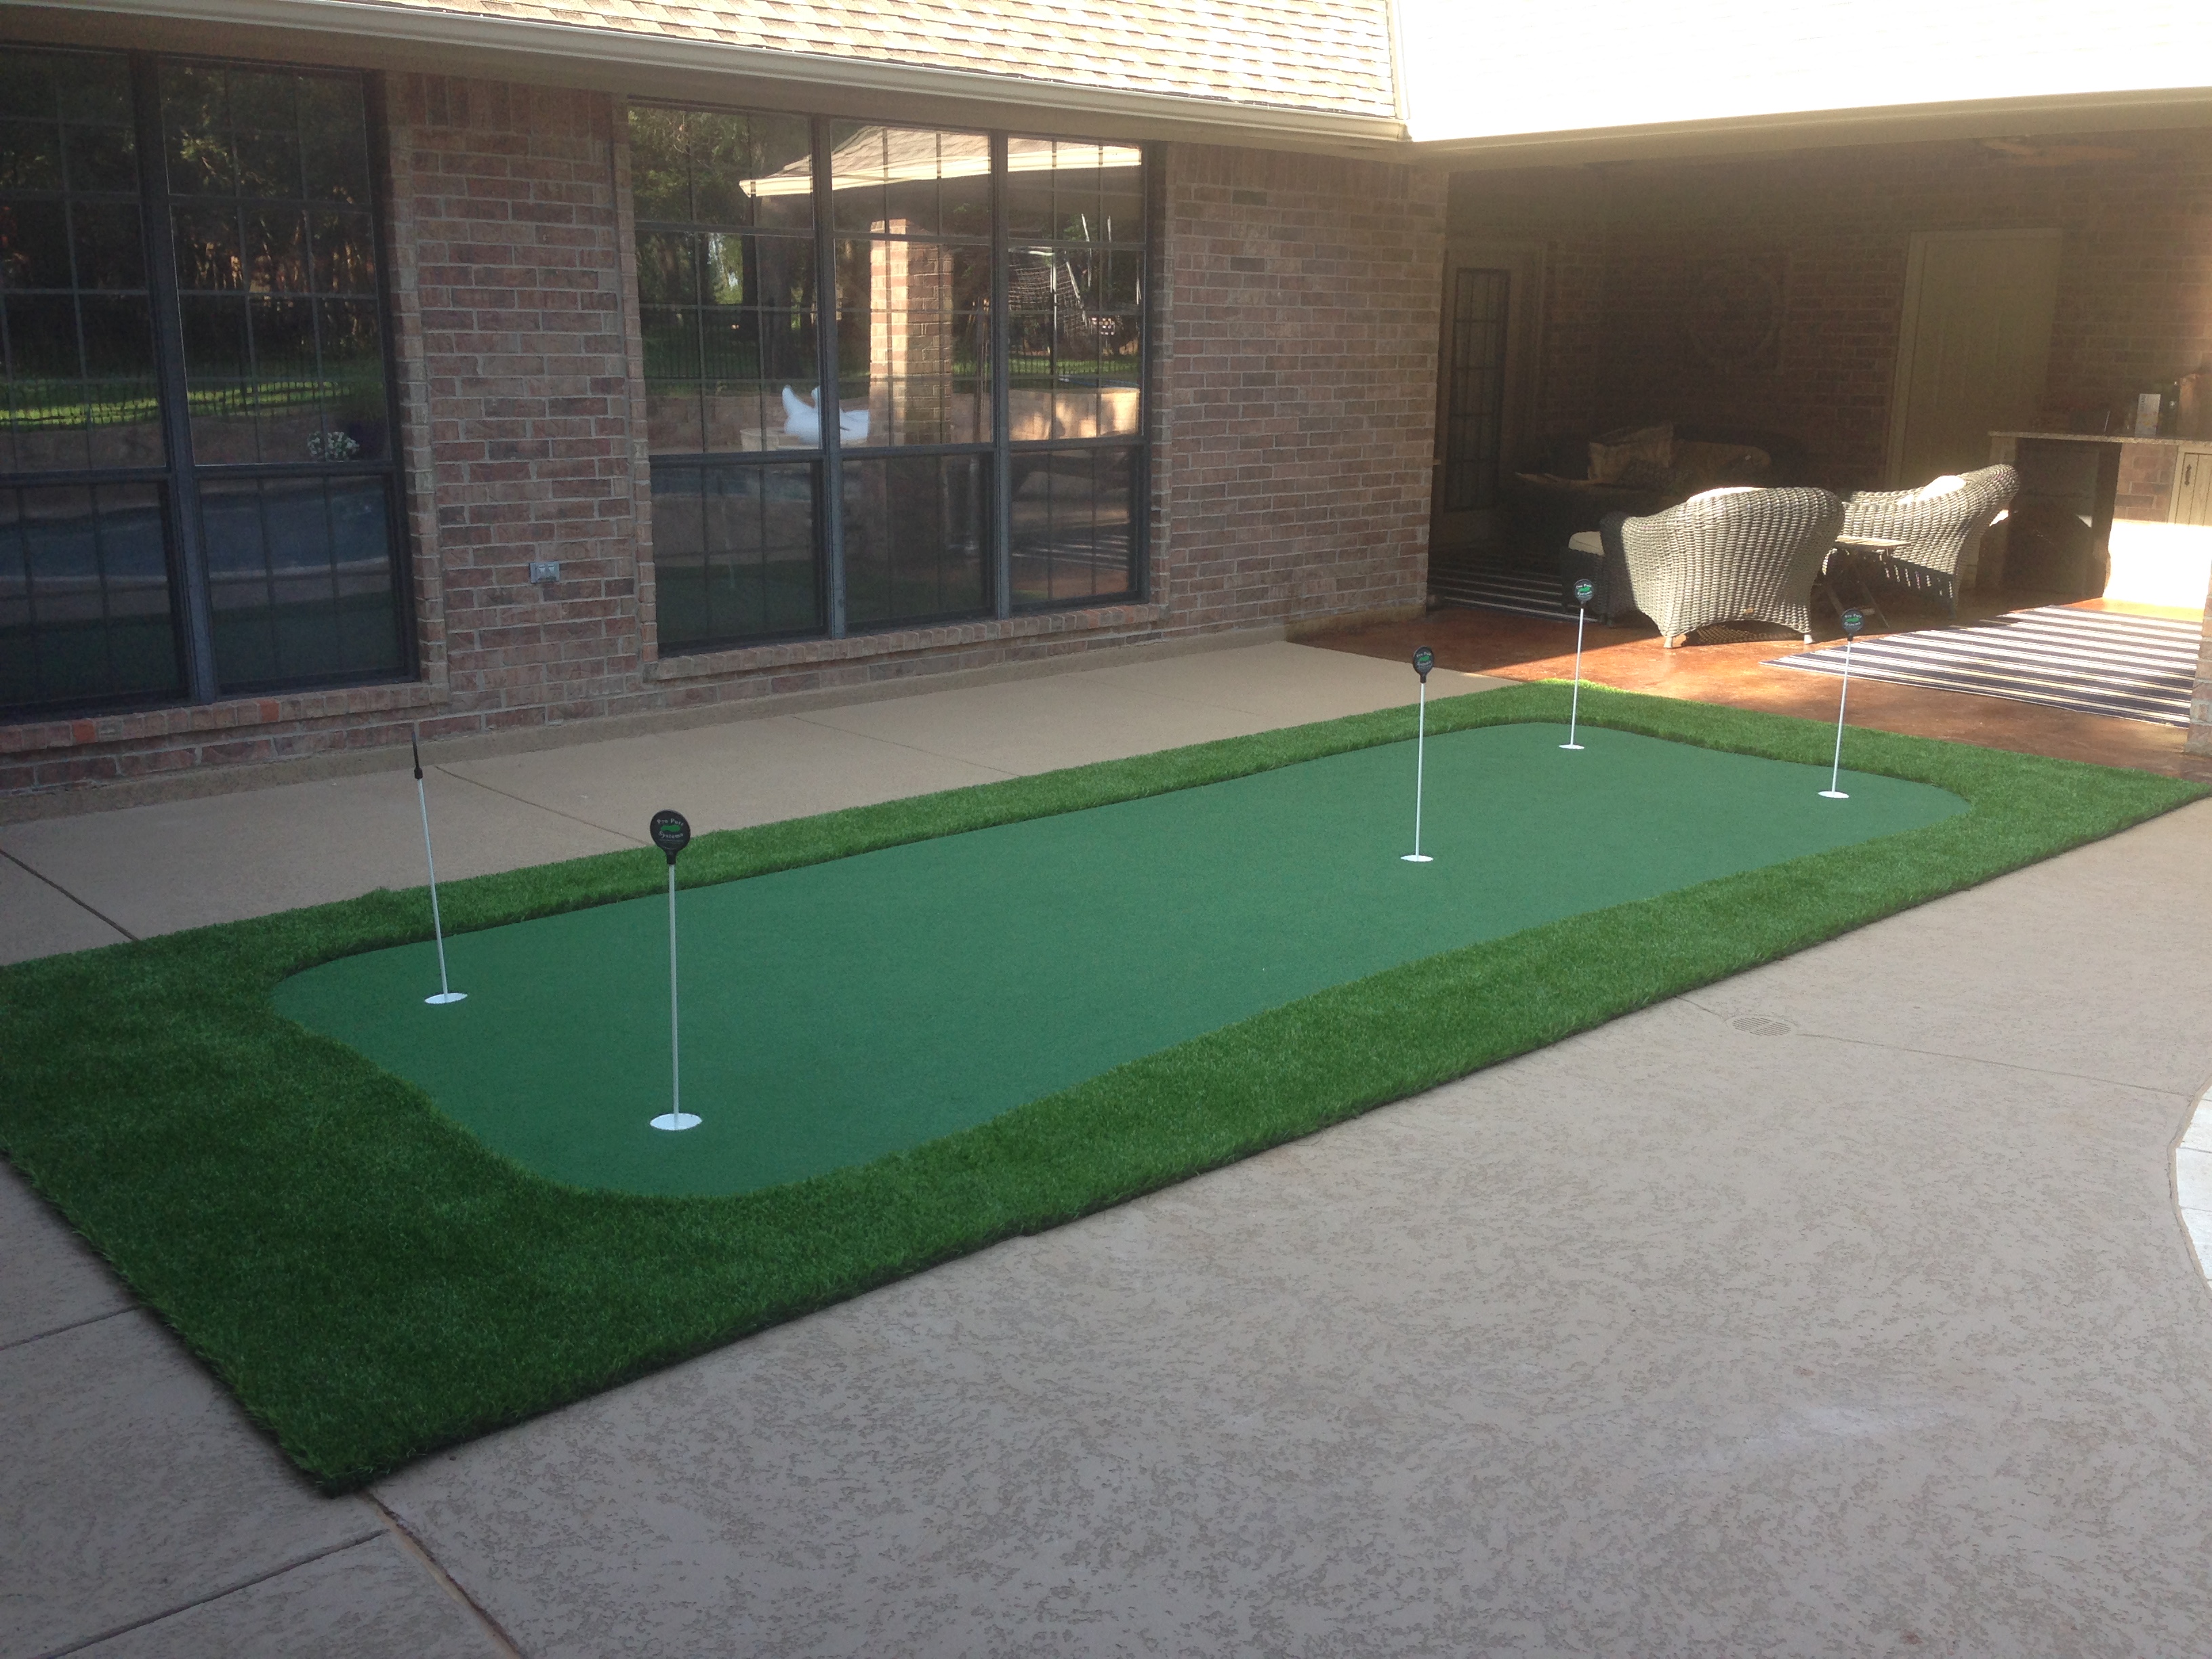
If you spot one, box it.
[1766,605,2200,727]
[1429,558,1576,620]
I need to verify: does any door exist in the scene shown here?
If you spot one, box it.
[1887,229,2063,487]
[1431,243,1542,561]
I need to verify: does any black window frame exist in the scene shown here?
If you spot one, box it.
[630,101,1151,657]
[0,44,413,719]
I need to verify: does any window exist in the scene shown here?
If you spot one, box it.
[632,106,1146,653]
[0,47,407,717]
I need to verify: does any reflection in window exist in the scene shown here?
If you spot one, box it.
[631,106,817,456]
[632,106,1145,651]
[1006,140,1143,447]
[161,63,386,468]
[651,462,820,645]
[1008,447,1136,607]
[829,125,991,449]
[0,481,178,707]
[842,453,985,627]
[0,50,165,480]
[200,472,401,691]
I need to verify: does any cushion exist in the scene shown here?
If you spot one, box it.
[1567,530,1603,554]
[1669,441,1771,496]
[1589,424,1674,489]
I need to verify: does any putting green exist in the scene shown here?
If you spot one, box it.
[275,722,1962,1196]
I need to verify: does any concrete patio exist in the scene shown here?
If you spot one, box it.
[6,637,2212,1657]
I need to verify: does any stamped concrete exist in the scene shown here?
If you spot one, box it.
[0,1311,383,1657]
[73,1535,507,1659]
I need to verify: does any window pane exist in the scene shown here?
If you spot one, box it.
[1,54,163,480]
[632,104,823,466]
[1008,248,1140,441]
[651,459,821,648]
[165,68,391,466]
[0,480,180,710]
[202,472,402,691]
[841,452,987,628]
[835,237,989,447]
[1010,445,1138,608]
[629,105,813,233]
[826,124,990,239]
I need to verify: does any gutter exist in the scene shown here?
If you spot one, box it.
[31,0,1410,144]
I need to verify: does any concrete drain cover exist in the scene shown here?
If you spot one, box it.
[1729,1014,1795,1037]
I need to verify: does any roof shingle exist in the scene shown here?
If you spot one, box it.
[352,0,1400,119]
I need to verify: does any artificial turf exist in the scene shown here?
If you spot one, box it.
[275,724,1964,1197]
[0,683,2198,1490]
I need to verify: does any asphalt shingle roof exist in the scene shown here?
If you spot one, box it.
[356,0,1399,118]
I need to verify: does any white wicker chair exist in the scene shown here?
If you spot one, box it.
[1839,465,2018,619]
[1599,487,1846,647]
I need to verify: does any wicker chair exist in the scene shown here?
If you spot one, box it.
[1839,464,2018,619]
[1598,487,1846,647]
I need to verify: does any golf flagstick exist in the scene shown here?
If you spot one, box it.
[1561,577,1594,750]
[648,810,701,1132]
[413,729,465,1005]
[1820,609,1865,800]
[1403,646,1435,863]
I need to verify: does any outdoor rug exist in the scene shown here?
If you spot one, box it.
[1766,604,2199,727]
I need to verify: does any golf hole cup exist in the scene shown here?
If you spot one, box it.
[649,809,702,1132]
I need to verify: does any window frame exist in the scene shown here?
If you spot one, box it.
[628,101,1151,657]
[0,45,414,718]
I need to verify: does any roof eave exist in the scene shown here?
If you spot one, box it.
[29,0,1409,144]
[1411,84,2212,169]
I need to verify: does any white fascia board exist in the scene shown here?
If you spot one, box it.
[1399,0,2212,145]
[31,0,1409,144]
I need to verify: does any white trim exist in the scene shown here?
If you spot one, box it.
[30,0,1408,142]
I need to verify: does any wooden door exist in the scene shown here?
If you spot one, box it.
[1887,230,2063,487]
[1431,242,1542,561]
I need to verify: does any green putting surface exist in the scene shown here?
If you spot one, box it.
[275,722,1963,1197]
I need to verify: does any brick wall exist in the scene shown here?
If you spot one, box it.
[1451,130,2212,491]
[1,99,1444,804]
[1157,146,1443,630]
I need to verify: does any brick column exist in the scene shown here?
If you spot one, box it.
[388,75,642,734]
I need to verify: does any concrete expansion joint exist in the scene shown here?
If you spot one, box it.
[434,762,654,846]
[0,1305,132,1356]
[366,1492,527,1657]
[0,846,139,942]
[33,1530,386,1659]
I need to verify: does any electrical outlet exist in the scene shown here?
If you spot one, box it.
[529,560,560,584]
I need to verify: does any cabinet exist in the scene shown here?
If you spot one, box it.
[2173,448,2212,527]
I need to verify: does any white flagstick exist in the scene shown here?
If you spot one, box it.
[1820,610,1865,800]
[648,810,701,1131]
[1402,646,1435,863]
[413,729,464,1005]
[1561,578,1593,750]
